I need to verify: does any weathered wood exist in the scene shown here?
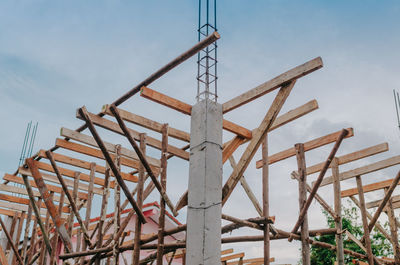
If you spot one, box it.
[76,109,190,161]
[222,136,246,164]
[222,57,323,113]
[290,129,348,237]
[256,128,354,168]
[157,125,168,264]
[46,151,94,248]
[367,170,400,232]
[0,216,23,264]
[39,192,51,265]
[133,134,146,265]
[0,183,68,204]
[68,172,81,237]
[11,212,25,265]
[0,193,69,213]
[26,158,73,252]
[21,175,53,255]
[109,104,176,216]
[222,81,296,205]
[342,177,400,198]
[355,175,374,265]
[384,187,400,264]
[320,155,400,187]
[50,189,65,265]
[61,127,161,168]
[367,194,400,209]
[295,143,310,265]
[22,203,33,262]
[332,158,344,265]
[113,146,121,265]
[27,198,40,262]
[140,86,253,139]
[261,136,270,265]
[0,245,8,265]
[102,105,190,142]
[304,143,388,176]
[78,106,146,224]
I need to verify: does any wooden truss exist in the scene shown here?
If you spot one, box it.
[0,30,398,265]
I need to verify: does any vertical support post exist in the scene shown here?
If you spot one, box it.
[27,199,40,261]
[113,145,121,265]
[68,172,81,238]
[384,187,400,263]
[261,135,270,265]
[96,164,111,265]
[295,143,310,265]
[0,216,13,250]
[0,217,23,265]
[6,212,17,255]
[50,189,65,265]
[186,99,222,264]
[133,134,146,264]
[332,158,344,265]
[39,192,53,265]
[12,211,26,265]
[22,204,32,262]
[157,125,168,264]
[355,175,374,265]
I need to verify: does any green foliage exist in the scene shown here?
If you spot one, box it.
[309,201,393,265]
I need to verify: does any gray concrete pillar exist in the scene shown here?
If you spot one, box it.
[186,99,222,265]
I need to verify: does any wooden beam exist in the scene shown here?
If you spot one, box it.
[222,57,323,113]
[0,217,23,264]
[102,104,190,142]
[222,136,246,164]
[0,193,69,213]
[342,178,400,198]
[0,183,69,204]
[222,81,296,205]
[261,136,271,265]
[55,138,142,178]
[304,143,388,176]
[367,194,400,209]
[320,155,400,187]
[256,128,354,168]
[3,173,88,200]
[26,158,73,252]
[60,127,161,168]
[140,86,253,139]
[76,109,190,161]
[332,158,344,265]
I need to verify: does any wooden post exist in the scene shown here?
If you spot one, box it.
[157,125,168,264]
[27,198,40,262]
[384,187,400,263]
[50,189,65,265]
[96,164,111,265]
[12,211,25,265]
[22,203,33,262]
[39,192,52,265]
[114,145,121,265]
[295,143,310,265]
[332,158,344,265]
[133,134,146,264]
[261,135,270,265]
[290,129,348,238]
[22,174,52,255]
[68,172,81,237]
[0,217,23,265]
[355,175,374,265]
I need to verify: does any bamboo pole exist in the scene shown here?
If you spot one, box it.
[290,129,348,238]
[295,143,310,265]
[356,175,375,264]
[262,136,270,265]
[156,125,168,264]
[332,158,344,265]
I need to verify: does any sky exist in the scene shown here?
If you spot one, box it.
[1,0,400,263]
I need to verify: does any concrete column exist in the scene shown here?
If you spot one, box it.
[186,99,222,265]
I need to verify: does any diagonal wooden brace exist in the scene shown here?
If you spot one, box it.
[78,106,147,224]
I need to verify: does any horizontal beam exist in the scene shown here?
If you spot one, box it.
[304,143,388,175]
[102,104,190,142]
[0,183,69,204]
[140,86,253,139]
[366,195,400,209]
[0,193,69,213]
[256,128,354,168]
[3,173,88,200]
[55,138,142,177]
[76,109,190,160]
[342,178,400,198]
[61,127,161,168]
[320,155,400,187]
[222,57,323,113]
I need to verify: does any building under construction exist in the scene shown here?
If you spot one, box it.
[1,2,400,265]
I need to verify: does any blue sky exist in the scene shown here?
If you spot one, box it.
[1,1,400,263]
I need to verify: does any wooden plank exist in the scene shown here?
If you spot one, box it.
[3,173,88,200]
[76,109,190,161]
[60,127,161,168]
[222,57,323,113]
[384,188,400,263]
[220,253,245,262]
[18,166,102,196]
[342,178,400,198]
[222,136,246,164]
[37,149,132,183]
[140,86,253,139]
[367,194,400,209]
[0,183,69,204]
[222,81,296,205]
[102,105,190,142]
[55,138,141,179]
[0,217,23,264]
[304,143,388,176]
[0,193,69,213]
[256,128,354,168]
[261,136,271,265]
[320,155,400,187]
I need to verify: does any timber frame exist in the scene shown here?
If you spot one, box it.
[0,30,398,265]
